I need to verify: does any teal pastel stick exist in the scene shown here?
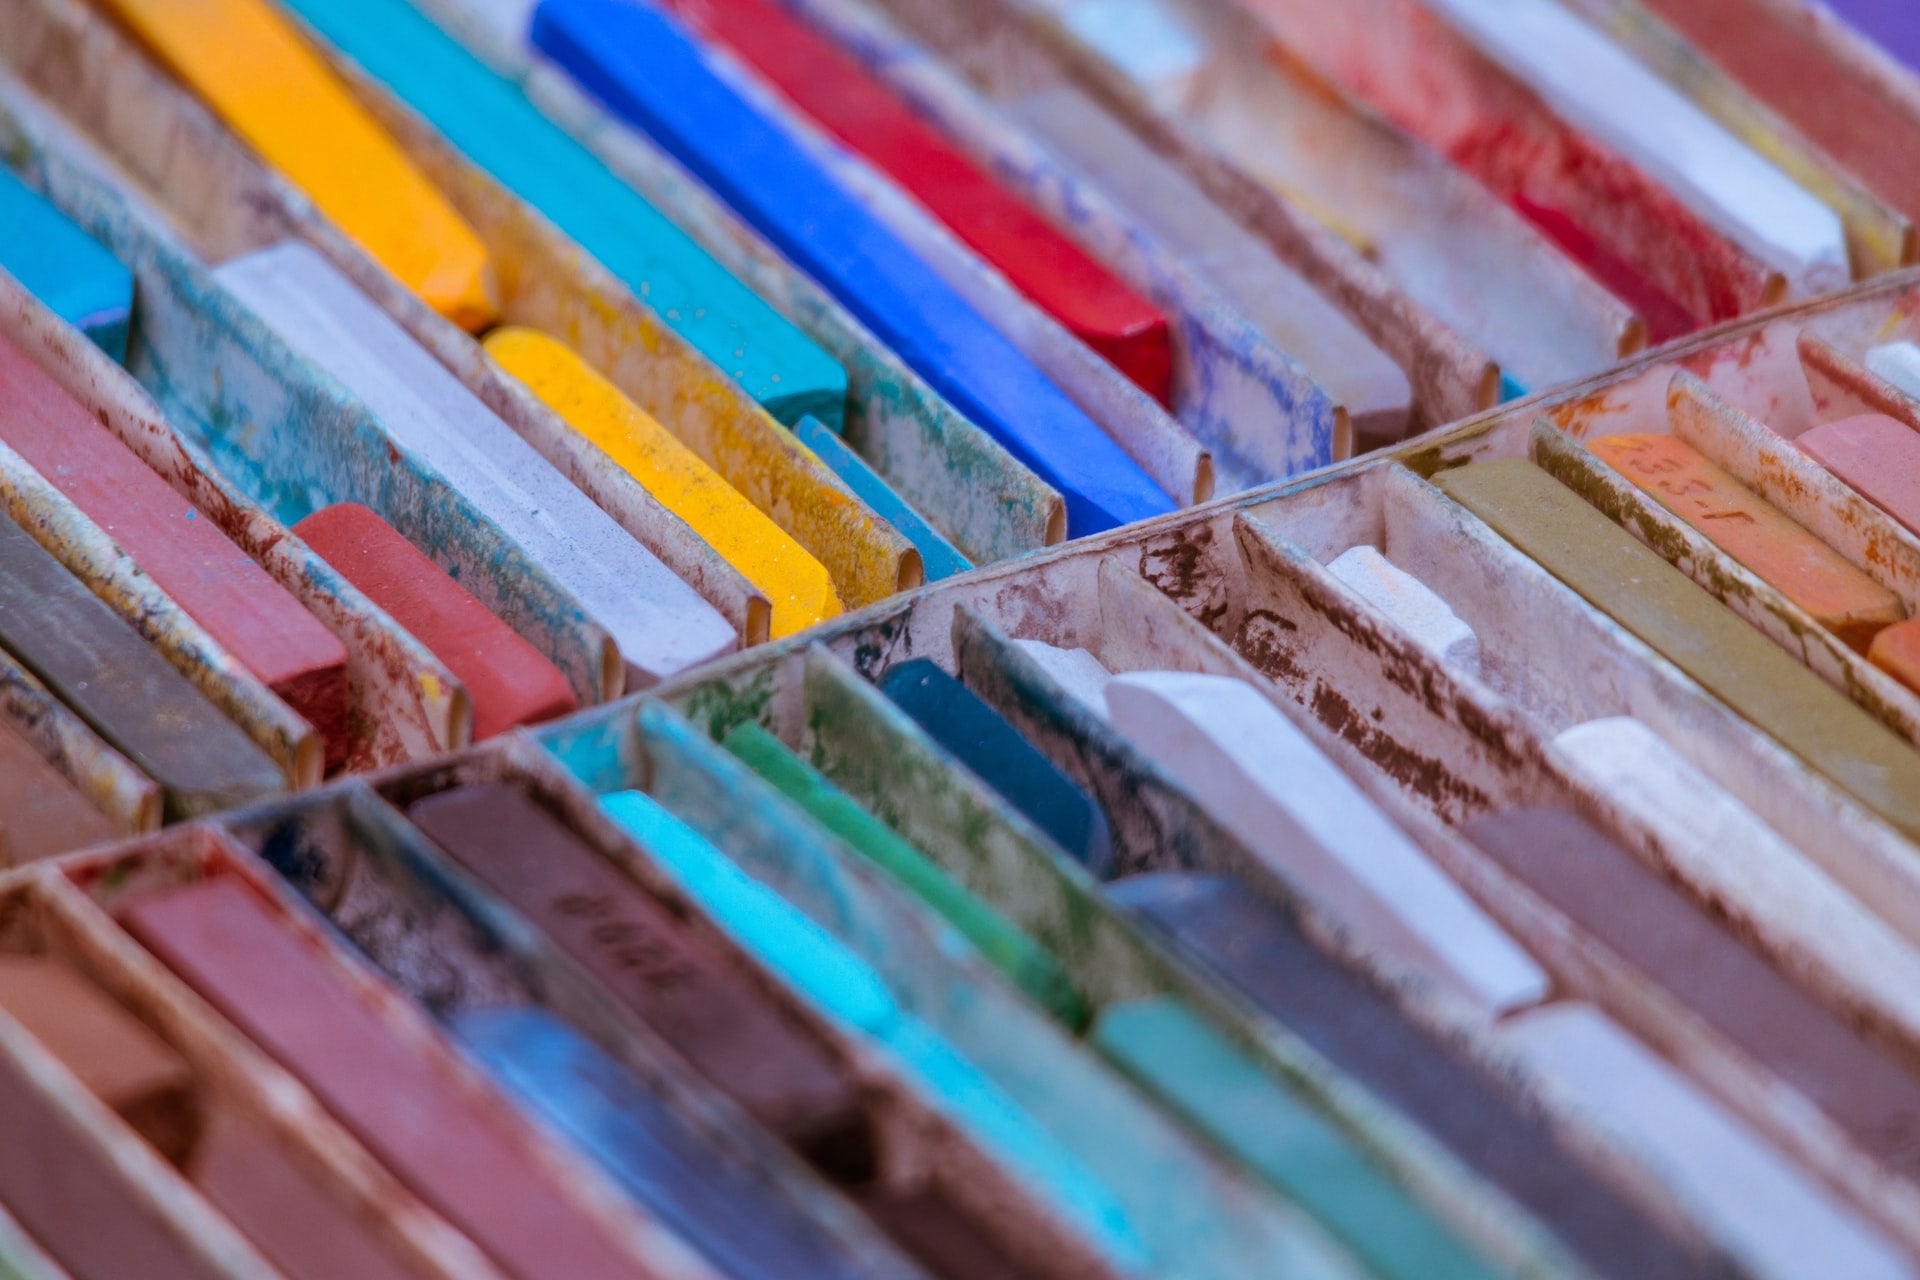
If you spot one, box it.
[1094,996,1504,1280]
[792,418,970,581]
[276,0,848,428]
[0,168,132,362]
[598,784,1140,1267]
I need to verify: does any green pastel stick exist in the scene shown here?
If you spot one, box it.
[277,0,847,428]
[1094,996,1503,1280]
[721,721,1088,1030]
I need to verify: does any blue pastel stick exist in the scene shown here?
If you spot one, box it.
[791,418,970,581]
[451,1006,883,1280]
[276,0,847,429]
[529,0,1176,537]
[877,660,1114,877]
[0,168,132,361]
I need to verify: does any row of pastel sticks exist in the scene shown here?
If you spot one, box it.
[18,274,1920,1280]
[0,0,1918,856]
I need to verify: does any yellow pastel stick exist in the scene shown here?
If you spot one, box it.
[485,327,843,639]
[98,0,497,330]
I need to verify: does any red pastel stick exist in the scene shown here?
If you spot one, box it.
[666,0,1174,405]
[0,335,349,757]
[294,503,576,741]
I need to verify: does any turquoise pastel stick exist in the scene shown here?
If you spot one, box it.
[598,786,1139,1265]
[277,0,848,428]
[793,417,971,581]
[0,168,132,361]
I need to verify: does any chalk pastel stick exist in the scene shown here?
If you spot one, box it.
[1433,458,1920,842]
[1093,995,1500,1280]
[0,169,131,363]
[405,783,863,1151]
[292,503,575,741]
[1625,0,1920,234]
[1324,546,1480,671]
[216,243,735,690]
[0,956,197,1166]
[0,725,115,866]
[1502,1004,1908,1280]
[1590,432,1905,652]
[186,1107,422,1280]
[93,0,494,329]
[451,1006,886,1280]
[119,875,656,1280]
[653,0,1172,404]
[1007,640,1112,722]
[1871,617,1920,695]
[790,419,970,583]
[0,507,281,819]
[0,1032,229,1280]
[596,786,1137,1270]
[1424,0,1850,297]
[1104,671,1545,1013]
[1797,414,1920,538]
[0,332,350,749]
[1008,84,1413,444]
[1466,806,1920,1179]
[878,659,1114,876]
[279,0,846,428]
[1109,871,1716,1280]
[529,0,1175,537]
[1866,342,1920,399]
[483,328,841,640]
[720,722,1088,1029]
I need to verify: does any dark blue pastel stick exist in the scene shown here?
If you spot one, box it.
[0,168,132,361]
[878,659,1114,877]
[529,0,1175,537]
[792,418,970,581]
[451,1005,883,1280]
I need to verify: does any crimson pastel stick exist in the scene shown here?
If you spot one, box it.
[530,0,1176,537]
[658,0,1172,404]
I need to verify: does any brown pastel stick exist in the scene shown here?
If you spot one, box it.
[189,1108,416,1280]
[404,784,864,1153]
[0,334,348,754]
[0,507,283,819]
[1466,807,1920,1178]
[0,955,198,1164]
[293,504,576,740]
[120,875,654,1280]
[1591,432,1906,651]
[0,723,114,864]
[1871,617,1920,696]
[1797,414,1920,537]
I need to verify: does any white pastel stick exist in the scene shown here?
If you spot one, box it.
[1425,0,1849,297]
[1010,639,1114,721]
[1105,670,1548,1014]
[1554,718,1920,1049]
[1502,1005,1911,1280]
[216,243,736,689]
[1325,545,1479,672]
[1056,0,1208,111]
[1010,84,1412,445]
[1866,342,1920,403]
